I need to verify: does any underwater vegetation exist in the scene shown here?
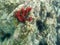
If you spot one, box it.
[15,7,32,23]
[0,0,58,45]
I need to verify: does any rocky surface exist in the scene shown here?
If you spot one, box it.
[0,0,59,45]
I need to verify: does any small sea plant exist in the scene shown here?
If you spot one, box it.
[14,7,33,23]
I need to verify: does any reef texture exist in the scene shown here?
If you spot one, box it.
[0,0,59,45]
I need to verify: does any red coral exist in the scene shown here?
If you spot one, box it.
[15,7,32,22]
